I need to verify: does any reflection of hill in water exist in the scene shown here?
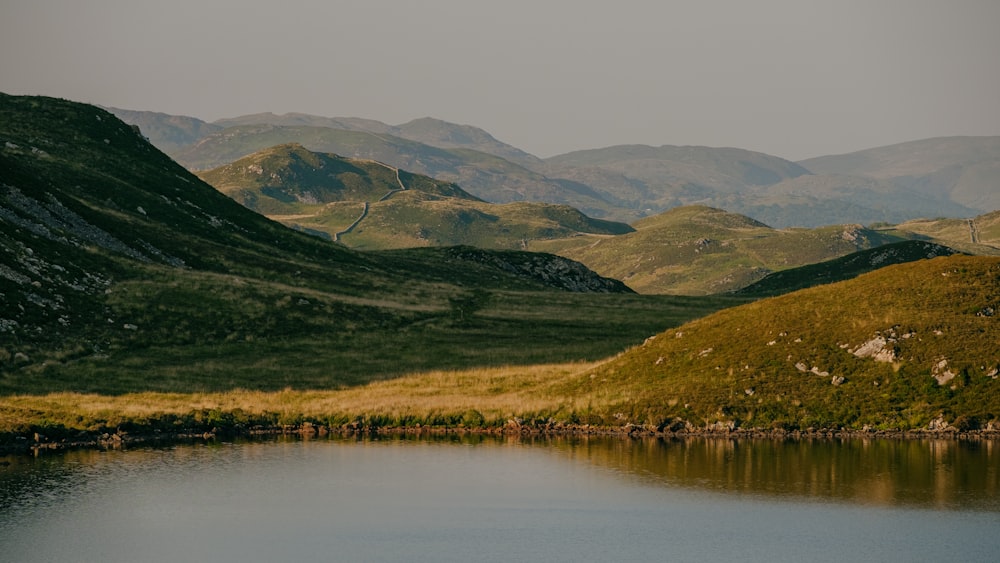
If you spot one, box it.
[2,436,997,512]
[543,436,1000,511]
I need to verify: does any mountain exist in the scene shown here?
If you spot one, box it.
[197,142,477,212]
[168,123,622,218]
[562,254,1000,431]
[544,144,812,189]
[723,173,980,228]
[531,206,903,295]
[540,144,812,219]
[108,107,999,228]
[197,143,632,248]
[101,106,222,153]
[3,93,731,396]
[211,112,541,169]
[798,137,1000,213]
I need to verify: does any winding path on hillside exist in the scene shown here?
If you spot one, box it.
[332,161,407,243]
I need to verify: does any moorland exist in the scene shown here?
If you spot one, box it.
[2,93,998,450]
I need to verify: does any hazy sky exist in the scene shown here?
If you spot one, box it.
[2,1,998,160]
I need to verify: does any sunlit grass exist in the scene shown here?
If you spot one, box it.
[0,362,604,436]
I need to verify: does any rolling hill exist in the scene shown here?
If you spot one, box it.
[562,254,1000,431]
[197,143,632,248]
[735,240,960,297]
[531,206,903,295]
[168,123,621,219]
[2,93,738,395]
[109,107,999,229]
[884,209,1000,255]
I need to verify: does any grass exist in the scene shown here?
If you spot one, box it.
[0,362,597,438]
[531,206,903,294]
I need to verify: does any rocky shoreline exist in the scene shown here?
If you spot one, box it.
[5,419,1000,456]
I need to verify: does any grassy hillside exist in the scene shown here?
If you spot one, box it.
[884,210,1000,256]
[169,124,621,218]
[197,144,632,248]
[533,206,903,294]
[1,94,736,398]
[5,256,995,439]
[337,192,632,250]
[736,241,960,297]
[558,254,1000,431]
[197,143,477,213]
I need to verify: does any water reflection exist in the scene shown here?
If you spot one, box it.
[543,436,999,511]
[1,435,998,514]
[2,436,1000,563]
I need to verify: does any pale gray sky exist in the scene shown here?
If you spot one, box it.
[2,0,998,160]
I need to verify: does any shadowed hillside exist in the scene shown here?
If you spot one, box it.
[1,94,738,395]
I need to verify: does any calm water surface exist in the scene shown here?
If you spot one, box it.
[1,435,998,562]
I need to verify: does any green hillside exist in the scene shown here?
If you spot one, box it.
[1,93,733,396]
[885,210,1000,256]
[736,241,960,297]
[337,192,633,250]
[196,144,632,249]
[197,143,476,214]
[170,123,620,218]
[533,206,903,295]
[560,255,1000,431]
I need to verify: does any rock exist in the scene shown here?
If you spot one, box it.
[931,358,956,386]
[831,375,846,386]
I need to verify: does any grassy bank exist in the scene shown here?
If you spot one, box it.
[1,363,596,444]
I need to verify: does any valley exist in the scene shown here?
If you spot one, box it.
[1,94,998,448]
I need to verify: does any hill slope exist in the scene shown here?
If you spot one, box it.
[197,144,632,248]
[110,108,996,228]
[533,206,902,294]
[169,123,621,218]
[886,209,1000,255]
[2,94,733,395]
[736,240,960,297]
[561,255,1000,431]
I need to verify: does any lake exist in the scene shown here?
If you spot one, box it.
[2,435,999,562]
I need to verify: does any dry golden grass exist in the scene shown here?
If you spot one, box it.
[0,362,605,434]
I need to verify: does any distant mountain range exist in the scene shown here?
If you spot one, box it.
[106,107,998,228]
[193,142,1000,294]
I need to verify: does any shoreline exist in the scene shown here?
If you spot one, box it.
[6,421,1000,456]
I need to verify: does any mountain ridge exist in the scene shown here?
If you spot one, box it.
[107,106,1000,229]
